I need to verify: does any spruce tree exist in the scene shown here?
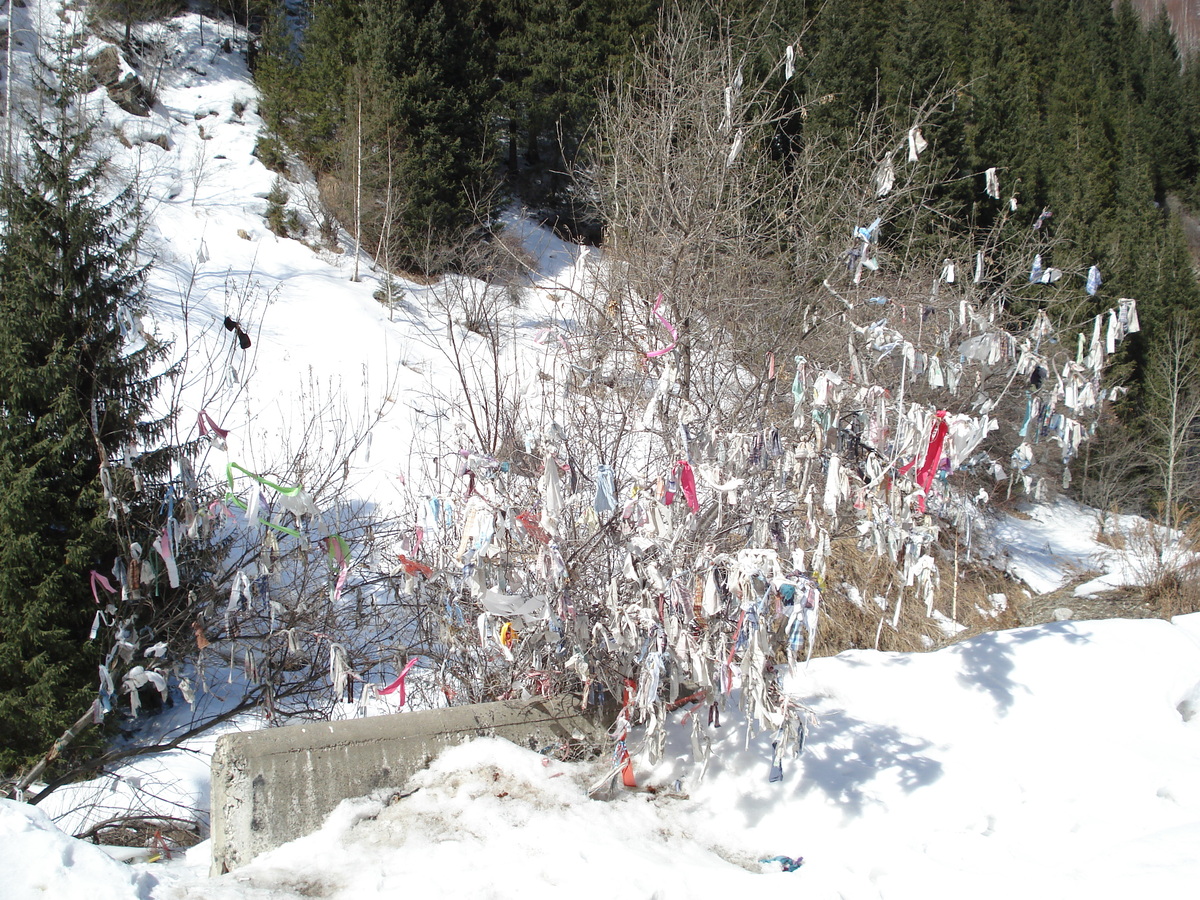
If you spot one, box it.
[1141,7,1195,199]
[356,0,497,263]
[0,60,176,773]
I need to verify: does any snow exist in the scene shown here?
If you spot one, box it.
[0,798,160,900]
[12,615,1200,899]
[4,4,1200,899]
[986,498,1152,596]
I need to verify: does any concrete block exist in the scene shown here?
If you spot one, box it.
[210,695,613,874]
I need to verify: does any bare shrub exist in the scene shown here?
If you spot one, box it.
[1122,508,1200,617]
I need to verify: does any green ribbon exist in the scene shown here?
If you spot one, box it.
[225,461,305,538]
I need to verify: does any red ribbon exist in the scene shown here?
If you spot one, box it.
[915,411,948,513]
[676,461,699,513]
[397,554,433,577]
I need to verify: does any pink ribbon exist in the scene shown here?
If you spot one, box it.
[533,326,573,353]
[156,523,181,588]
[324,535,349,602]
[90,570,116,605]
[378,657,419,708]
[645,293,678,358]
[197,409,229,441]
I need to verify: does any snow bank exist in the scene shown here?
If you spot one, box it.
[6,617,1200,899]
[0,799,159,900]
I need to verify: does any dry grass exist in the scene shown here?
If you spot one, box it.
[1122,513,1200,618]
[806,508,1200,660]
[808,537,1020,659]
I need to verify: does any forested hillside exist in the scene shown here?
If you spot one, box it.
[254,0,1200,510]
[4,0,1200,788]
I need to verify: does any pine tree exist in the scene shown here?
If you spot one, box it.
[292,0,365,170]
[803,0,885,137]
[491,0,654,198]
[0,61,176,773]
[1140,7,1195,199]
[961,0,1038,230]
[356,0,497,264]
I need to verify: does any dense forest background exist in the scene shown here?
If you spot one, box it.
[252,0,1200,511]
[254,1,1200,312]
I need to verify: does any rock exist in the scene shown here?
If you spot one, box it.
[87,44,150,117]
[88,44,122,84]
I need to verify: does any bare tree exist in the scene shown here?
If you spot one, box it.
[1142,313,1200,529]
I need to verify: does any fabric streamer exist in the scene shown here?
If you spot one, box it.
[595,463,617,514]
[907,125,927,161]
[378,657,419,709]
[223,316,252,349]
[875,157,895,196]
[197,409,229,449]
[90,569,117,605]
[854,217,881,244]
[646,293,678,358]
[479,589,547,625]
[397,554,433,577]
[985,167,1000,199]
[618,679,638,786]
[324,535,350,603]
[916,411,948,513]
[759,856,804,872]
[330,643,353,702]
[726,128,745,167]
[676,461,699,513]
[225,461,312,537]
[539,453,564,537]
[517,510,551,545]
[155,521,181,588]
[89,570,117,639]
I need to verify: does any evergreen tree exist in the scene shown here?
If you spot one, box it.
[803,0,885,137]
[1141,7,1195,199]
[355,0,497,263]
[0,62,177,773]
[961,0,1037,227]
[256,0,365,171]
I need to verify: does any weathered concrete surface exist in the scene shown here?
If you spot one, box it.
[210,695,613,874]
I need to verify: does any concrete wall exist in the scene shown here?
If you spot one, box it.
[210,695,613,874]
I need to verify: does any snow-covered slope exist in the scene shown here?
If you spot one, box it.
[5,6,1200,899]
